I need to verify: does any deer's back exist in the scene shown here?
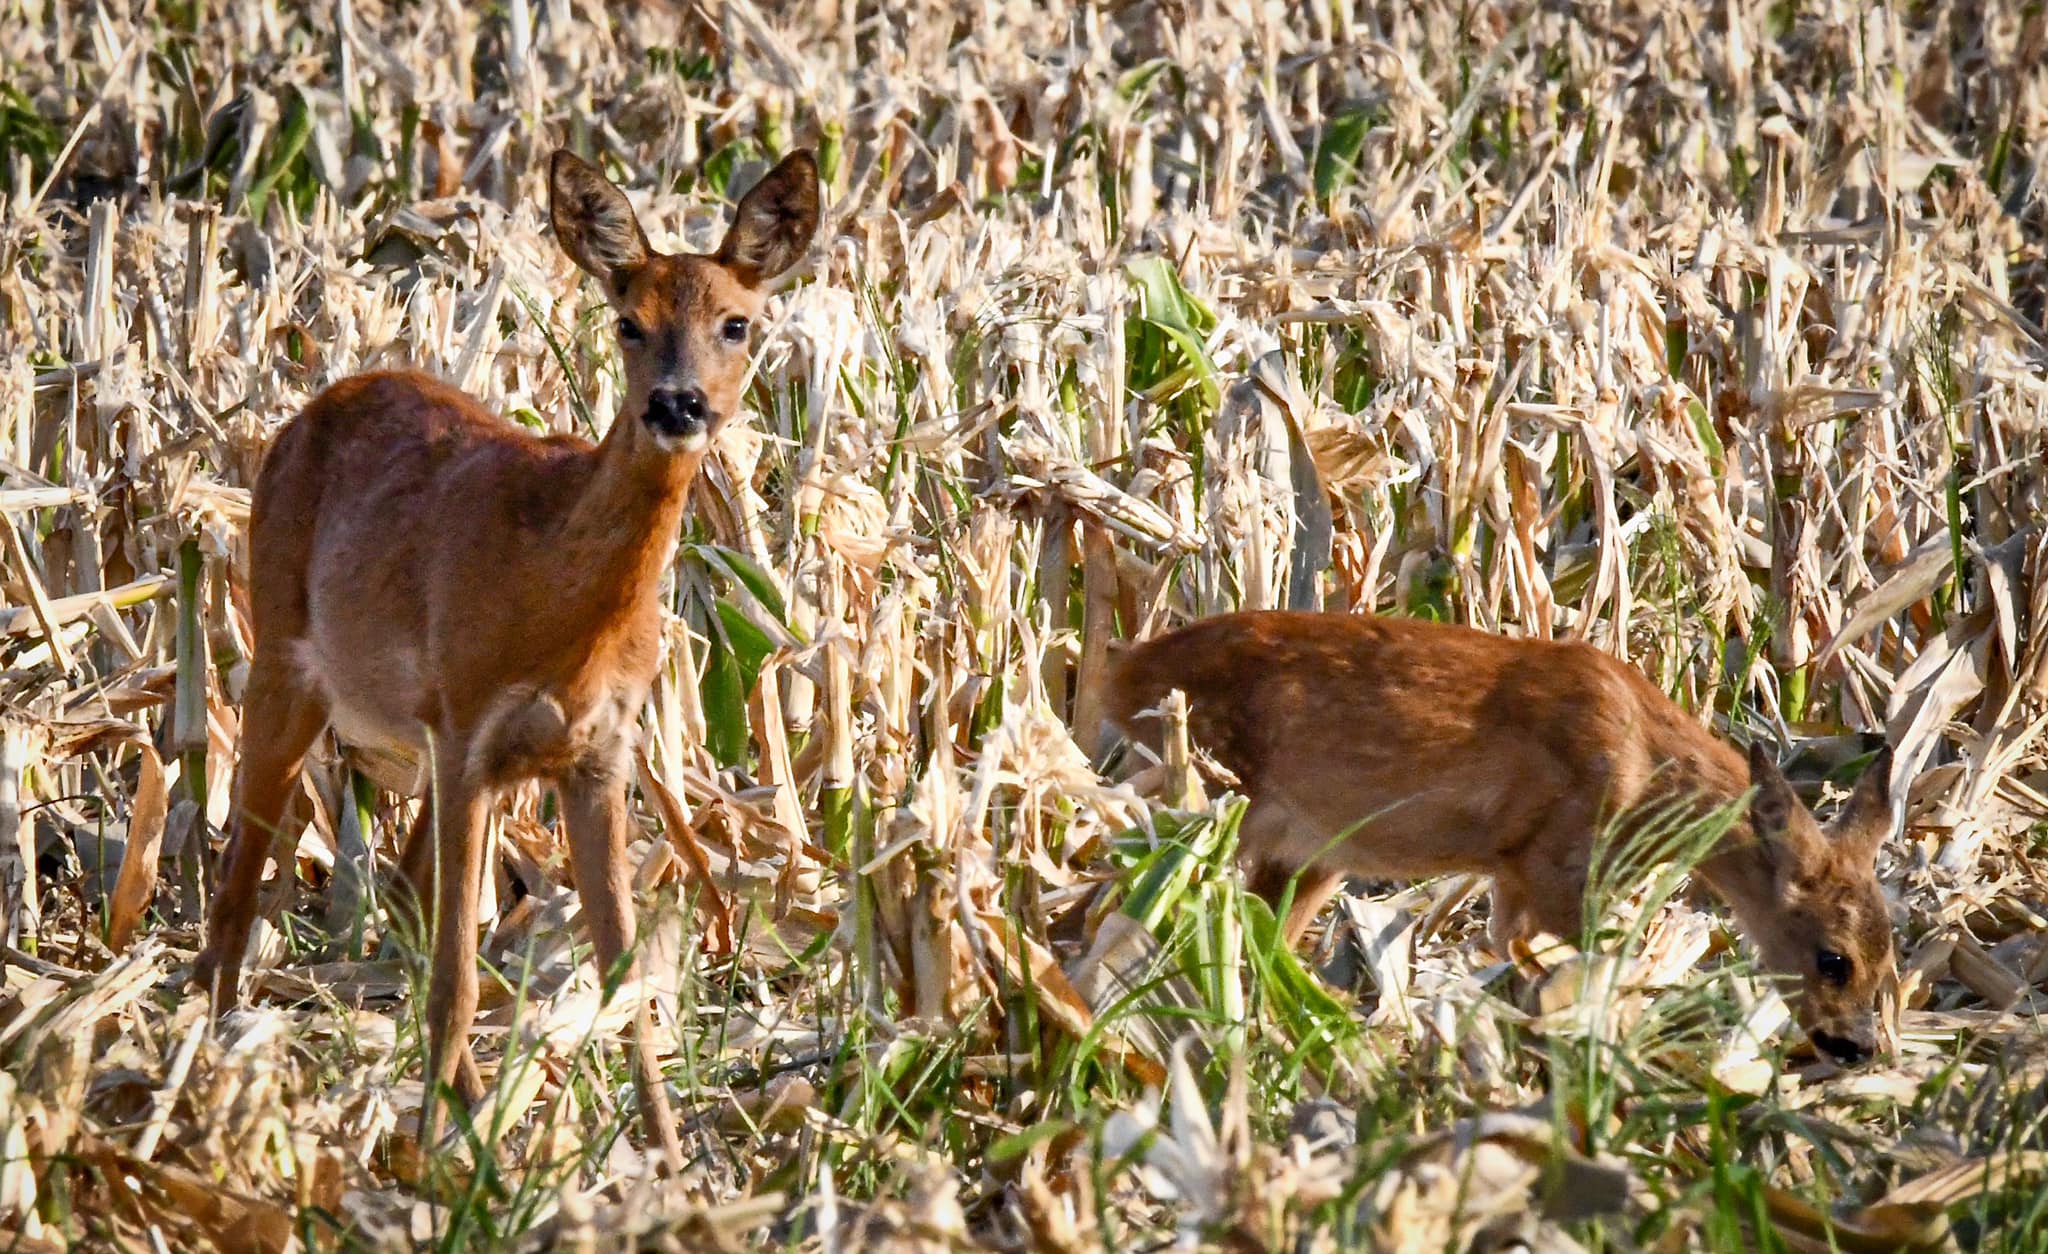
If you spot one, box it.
[1104,611,1743,872]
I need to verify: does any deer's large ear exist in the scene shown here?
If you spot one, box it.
[550,150,649,298]
[717,150,820,283]
[1747,742,1801,846]
[1830,744,1896,862]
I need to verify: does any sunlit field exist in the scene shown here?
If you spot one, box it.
[3,0,2048,1249]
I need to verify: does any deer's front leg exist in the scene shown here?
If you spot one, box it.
[559,759,686,1174]
[420,739,490,1151]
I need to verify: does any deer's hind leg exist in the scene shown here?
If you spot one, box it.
[196,645,330,1012]
[390,795,436,932]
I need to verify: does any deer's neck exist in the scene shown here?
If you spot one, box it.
[1626,720,1781,915]
[557,417,700,619]
[1693,830,1781,945]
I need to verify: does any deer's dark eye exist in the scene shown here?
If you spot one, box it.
[617,317,644,343]
[721,316,749,344]
[1816,949,1852,988]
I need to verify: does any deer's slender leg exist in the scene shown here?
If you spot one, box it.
[1245,855,1348,950]
[1278,867,1347,951]
[1240,800,1350,951]
[1487,875,1535,954]
[390,794,436,931]
[420,739,490,1149]
[559,761,686,1174]
[196,646,329,1012]
[1518,860,1591,945]
[1507,803,1597,947]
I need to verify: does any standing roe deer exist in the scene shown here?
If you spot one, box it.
[1104,610,1899,1065]
[193,148,822,1167]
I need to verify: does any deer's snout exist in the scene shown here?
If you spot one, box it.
[1810,1026,1876,1067]
[646,387,711,442]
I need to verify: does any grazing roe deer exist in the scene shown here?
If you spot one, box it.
[193,149,822,1166]
[1105,610,1899,1065]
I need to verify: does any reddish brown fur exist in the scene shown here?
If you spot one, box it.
[193,150,821,1167]
[1104,610,1898,1064]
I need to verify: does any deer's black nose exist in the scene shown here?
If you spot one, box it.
[646,387,709,439]
[1811,1029,1873,1066]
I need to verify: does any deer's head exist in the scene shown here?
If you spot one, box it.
[549,149,820,454]
[1741,745,1898,1066]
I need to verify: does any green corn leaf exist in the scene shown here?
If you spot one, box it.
[1313,106,1373,202]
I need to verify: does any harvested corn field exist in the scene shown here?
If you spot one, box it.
[4,0,2048,1249]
